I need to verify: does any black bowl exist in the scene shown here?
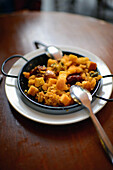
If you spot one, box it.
[17,51,101,115]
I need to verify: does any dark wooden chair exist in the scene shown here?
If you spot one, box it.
[97,0,113,20]
[13,0,41,11]
[0,0,41,14]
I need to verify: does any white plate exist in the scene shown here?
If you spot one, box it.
[5,47,113,125]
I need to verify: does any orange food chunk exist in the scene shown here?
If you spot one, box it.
[82,81,91,91]
[65,61,72,67]
[35,77,45,87]
[56,72,68,90]
[23,72,30,79]
[68,65,77,74]
[87,61,97,71]
[47,59,57,67]
[90,78,96,90]
[28,85,38,96]
[69,54,77,63]
[59,71,67,77]
[68,65,83,74]
[62,55,69,61]
[28,79,35,85]
[29,75,36,79]
[60,94,71,106]
[42,83,48,91]
[37,91,44,103]
[77,57,89,65]
[56,78,68,90]
[48,78,57,86]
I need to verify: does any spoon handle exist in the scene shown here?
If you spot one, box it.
[34,41,47,49]
[88,106,113,164]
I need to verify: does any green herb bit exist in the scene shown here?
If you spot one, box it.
[38,86,43,92]
[90,72,99,77]
[61,62,64,66]
[51,63,56,67]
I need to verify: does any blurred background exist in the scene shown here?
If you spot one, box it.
[0,0,113,23]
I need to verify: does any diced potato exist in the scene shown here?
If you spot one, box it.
[75,66,83,73]
[65,61,72,67]
[56,77,68,90]
[37,91,44,102]
[35,77,45,87]
[60,94,71,106]
[47,59,57,67]
[69,54,77,63]
[68,65,77,74]
[60,55,69,64]
[59,71,68,78]
[60,58,66,63]
[42,83,48,91]
[81,73,86,79]
[77,57,89,65]
[87,61,97,71]
[29,75,36,79]
[56,72,68,90]
[62,55,69,61]
[48,78,57,86]
[68,65,83,74]
[28,85,38,96]
[90,78,96,90]
[28,79,35,85]
[75,82,82,86]
[82,81,91,91]
[23,72,30,79]
[79,64,86,69]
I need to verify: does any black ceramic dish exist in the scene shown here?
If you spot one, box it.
[1,51,113,114]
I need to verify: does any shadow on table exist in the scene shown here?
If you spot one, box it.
[9,99,112,139]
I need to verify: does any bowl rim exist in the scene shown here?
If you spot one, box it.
[17,51,101,111]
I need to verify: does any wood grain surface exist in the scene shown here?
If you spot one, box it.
[0,11,113,170]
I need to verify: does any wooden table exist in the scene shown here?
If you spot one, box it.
[0,11,113,170]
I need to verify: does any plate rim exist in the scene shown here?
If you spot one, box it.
[5,46,113,125]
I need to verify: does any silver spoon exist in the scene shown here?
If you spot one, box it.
[34,41,63,60]
[70,85,113,164]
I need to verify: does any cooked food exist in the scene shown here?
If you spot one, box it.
[23,54,102,107]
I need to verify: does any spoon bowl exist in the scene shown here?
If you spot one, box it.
[70,85,113,163]
[34,41,63,60]
[70,85,92,105]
